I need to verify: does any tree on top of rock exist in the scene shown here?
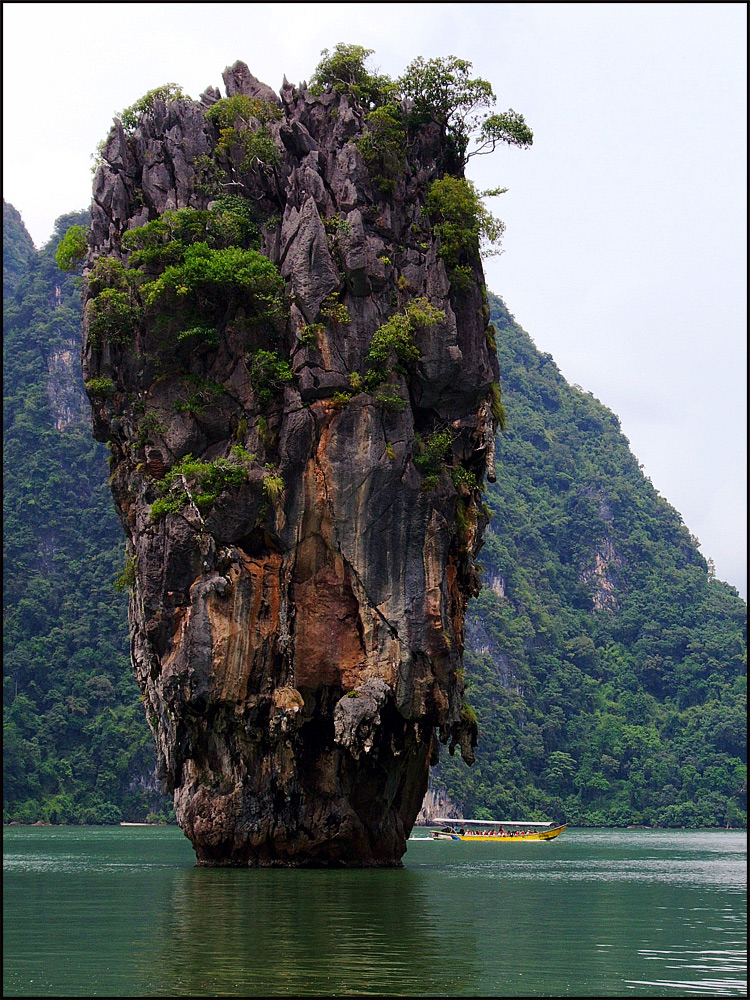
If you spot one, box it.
[398,55,533,167]
[308,46,533,172]
[308,44,395,107]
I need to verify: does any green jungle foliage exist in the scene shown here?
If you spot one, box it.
[3,210,746,829]
[435,294,747,829]
[54,224,88,272]
[3,210,172,825]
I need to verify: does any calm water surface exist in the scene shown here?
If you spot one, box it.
[3,826,746,996]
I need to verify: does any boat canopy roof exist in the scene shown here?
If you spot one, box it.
[432,818,554,827]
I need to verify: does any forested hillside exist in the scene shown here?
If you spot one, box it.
[3,207,745,827]
[3,205,170,823]
[435,295,747,827]
[3,202,35,299]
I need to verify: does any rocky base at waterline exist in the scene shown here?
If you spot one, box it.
[82,60,499,865]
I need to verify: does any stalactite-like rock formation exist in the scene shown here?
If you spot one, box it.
[82,61,499,865]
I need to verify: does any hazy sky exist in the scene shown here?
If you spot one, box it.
[3,2,746,596]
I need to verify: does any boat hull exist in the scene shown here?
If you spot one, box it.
[430,824,567,842]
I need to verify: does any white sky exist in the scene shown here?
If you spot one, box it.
[3,2,746,597]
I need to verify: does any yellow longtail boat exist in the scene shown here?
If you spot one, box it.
[429,818,567,842]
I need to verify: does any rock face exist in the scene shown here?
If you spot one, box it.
[82,63,499,865]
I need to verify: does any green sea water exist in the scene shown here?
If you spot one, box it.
[3,826,746,997]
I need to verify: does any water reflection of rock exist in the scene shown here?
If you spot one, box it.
[152,865,478,996]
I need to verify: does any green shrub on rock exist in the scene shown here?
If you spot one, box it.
[150,452,252,522]
[88,289,139,348]
[247,349,294,406]
[363,297,444,390]
[119,84,190,134]
[356,105,406,191]
[425,175,505,277]
[309,44,394,107]
[84,376,115,395]
[205,95,282,174]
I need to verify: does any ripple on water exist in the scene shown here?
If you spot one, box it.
[625,945,748,996]
[626,978,747,997]
[3,854,177,874]
[437,855,746,889]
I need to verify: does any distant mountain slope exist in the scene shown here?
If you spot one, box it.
[435,294,746,827]
[3,208,169,824]
[3,201,35,298]
[2,207,745,827]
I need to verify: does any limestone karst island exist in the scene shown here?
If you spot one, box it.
[70,50,532,865]
[10,46,742,859]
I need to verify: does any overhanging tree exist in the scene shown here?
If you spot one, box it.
[398,55,533,165]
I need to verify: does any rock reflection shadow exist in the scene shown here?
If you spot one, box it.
[152,865,477,996]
